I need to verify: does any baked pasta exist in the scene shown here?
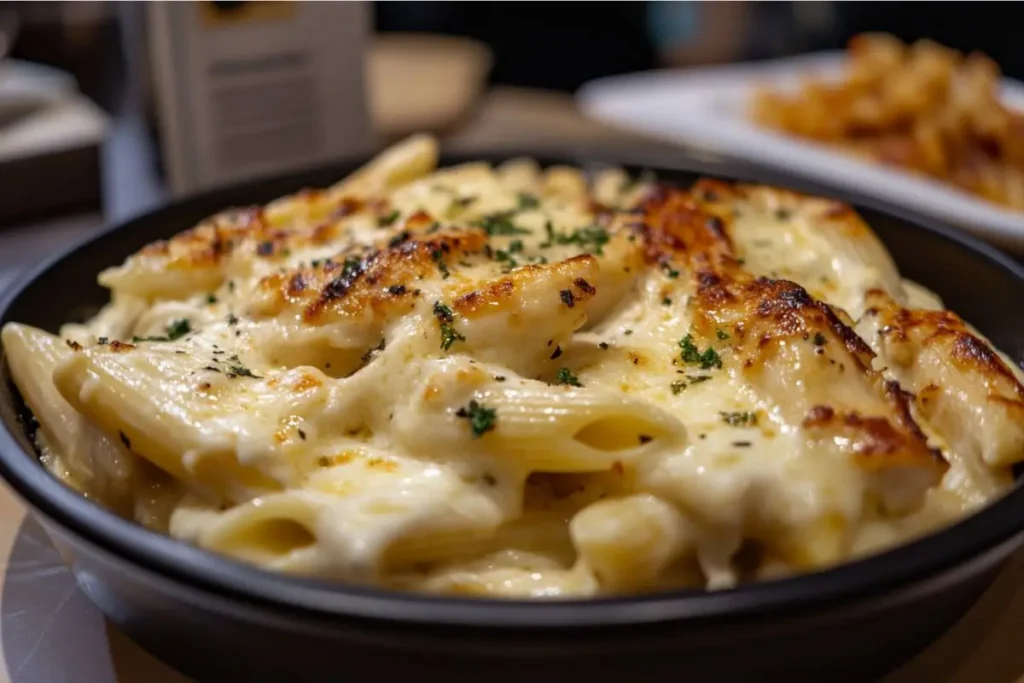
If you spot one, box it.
[4,134,1023,597]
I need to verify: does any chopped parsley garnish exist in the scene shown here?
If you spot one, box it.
[540,221,556,248]
[662,297,673,306]
[661,262,680,279]
[541,224,610,255]
[166,319,191,340]
[716,328,730,340]
[97,336,109,345]
[431,247,450,279]
[228,365,262,379]
[387,284,407,295]
[341,256,363,280]
[388,231,410,248]
[495,240,525,268]
[555,367,583,387]
[720,411,758,427]
[474,213,531,236]
[433,301,455,323]
[679,334,722,370]
[297,429,307,440]
[227,313,239,326]
[687,374,712,384]
[433,301,465,350]
[598,342,610,350]
[517,193,540,210]
[670,380,687,395]
[132,318,191,343]
[623,329,634,336]
[813,332,827,346]
[206,293,218,304]
[455,400,497,439]
[378,209,400,227]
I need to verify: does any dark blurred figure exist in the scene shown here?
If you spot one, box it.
[375,1,756,92]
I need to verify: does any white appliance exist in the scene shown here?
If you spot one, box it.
[145,1,372,197]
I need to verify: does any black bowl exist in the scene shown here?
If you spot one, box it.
[1,151,1023,683]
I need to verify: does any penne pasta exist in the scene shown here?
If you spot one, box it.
[3,135,1018,598]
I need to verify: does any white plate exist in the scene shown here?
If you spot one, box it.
[577,52,1024,253]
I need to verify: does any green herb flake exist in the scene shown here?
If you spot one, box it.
[670,380,687,395]
[166,319,191,341]
[540,221,556,248]
[494,249,519,269]
[517,193,540,210]
[720,411,758,427]
[455,400,497,439]
[205,293,218,305]
[388,231,411,248]
[662,297,673,306]
[433,301,465,351]
[228,365,263,379]
[679,334,722,370]
[474,213,531,236]
[341,256,363,280]
[431,247,450,279]
[555,367,583,387]
[433,301,454,323]
[661,262,680,279]
[716,328,730,341]
[378,209,400,227]
[538,222,610,255]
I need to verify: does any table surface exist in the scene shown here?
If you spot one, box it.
[0,85,1021,683]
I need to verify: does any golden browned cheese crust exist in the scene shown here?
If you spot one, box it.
[629,185,947,480]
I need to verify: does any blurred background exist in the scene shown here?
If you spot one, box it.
[0,0,1022,290]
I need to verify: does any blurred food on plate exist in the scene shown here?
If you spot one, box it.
[750,33,1024,213]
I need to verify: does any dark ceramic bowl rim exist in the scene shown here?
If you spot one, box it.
[1,148,1023,629]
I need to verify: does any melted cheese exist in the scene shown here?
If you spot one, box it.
[5,134,1021,598]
